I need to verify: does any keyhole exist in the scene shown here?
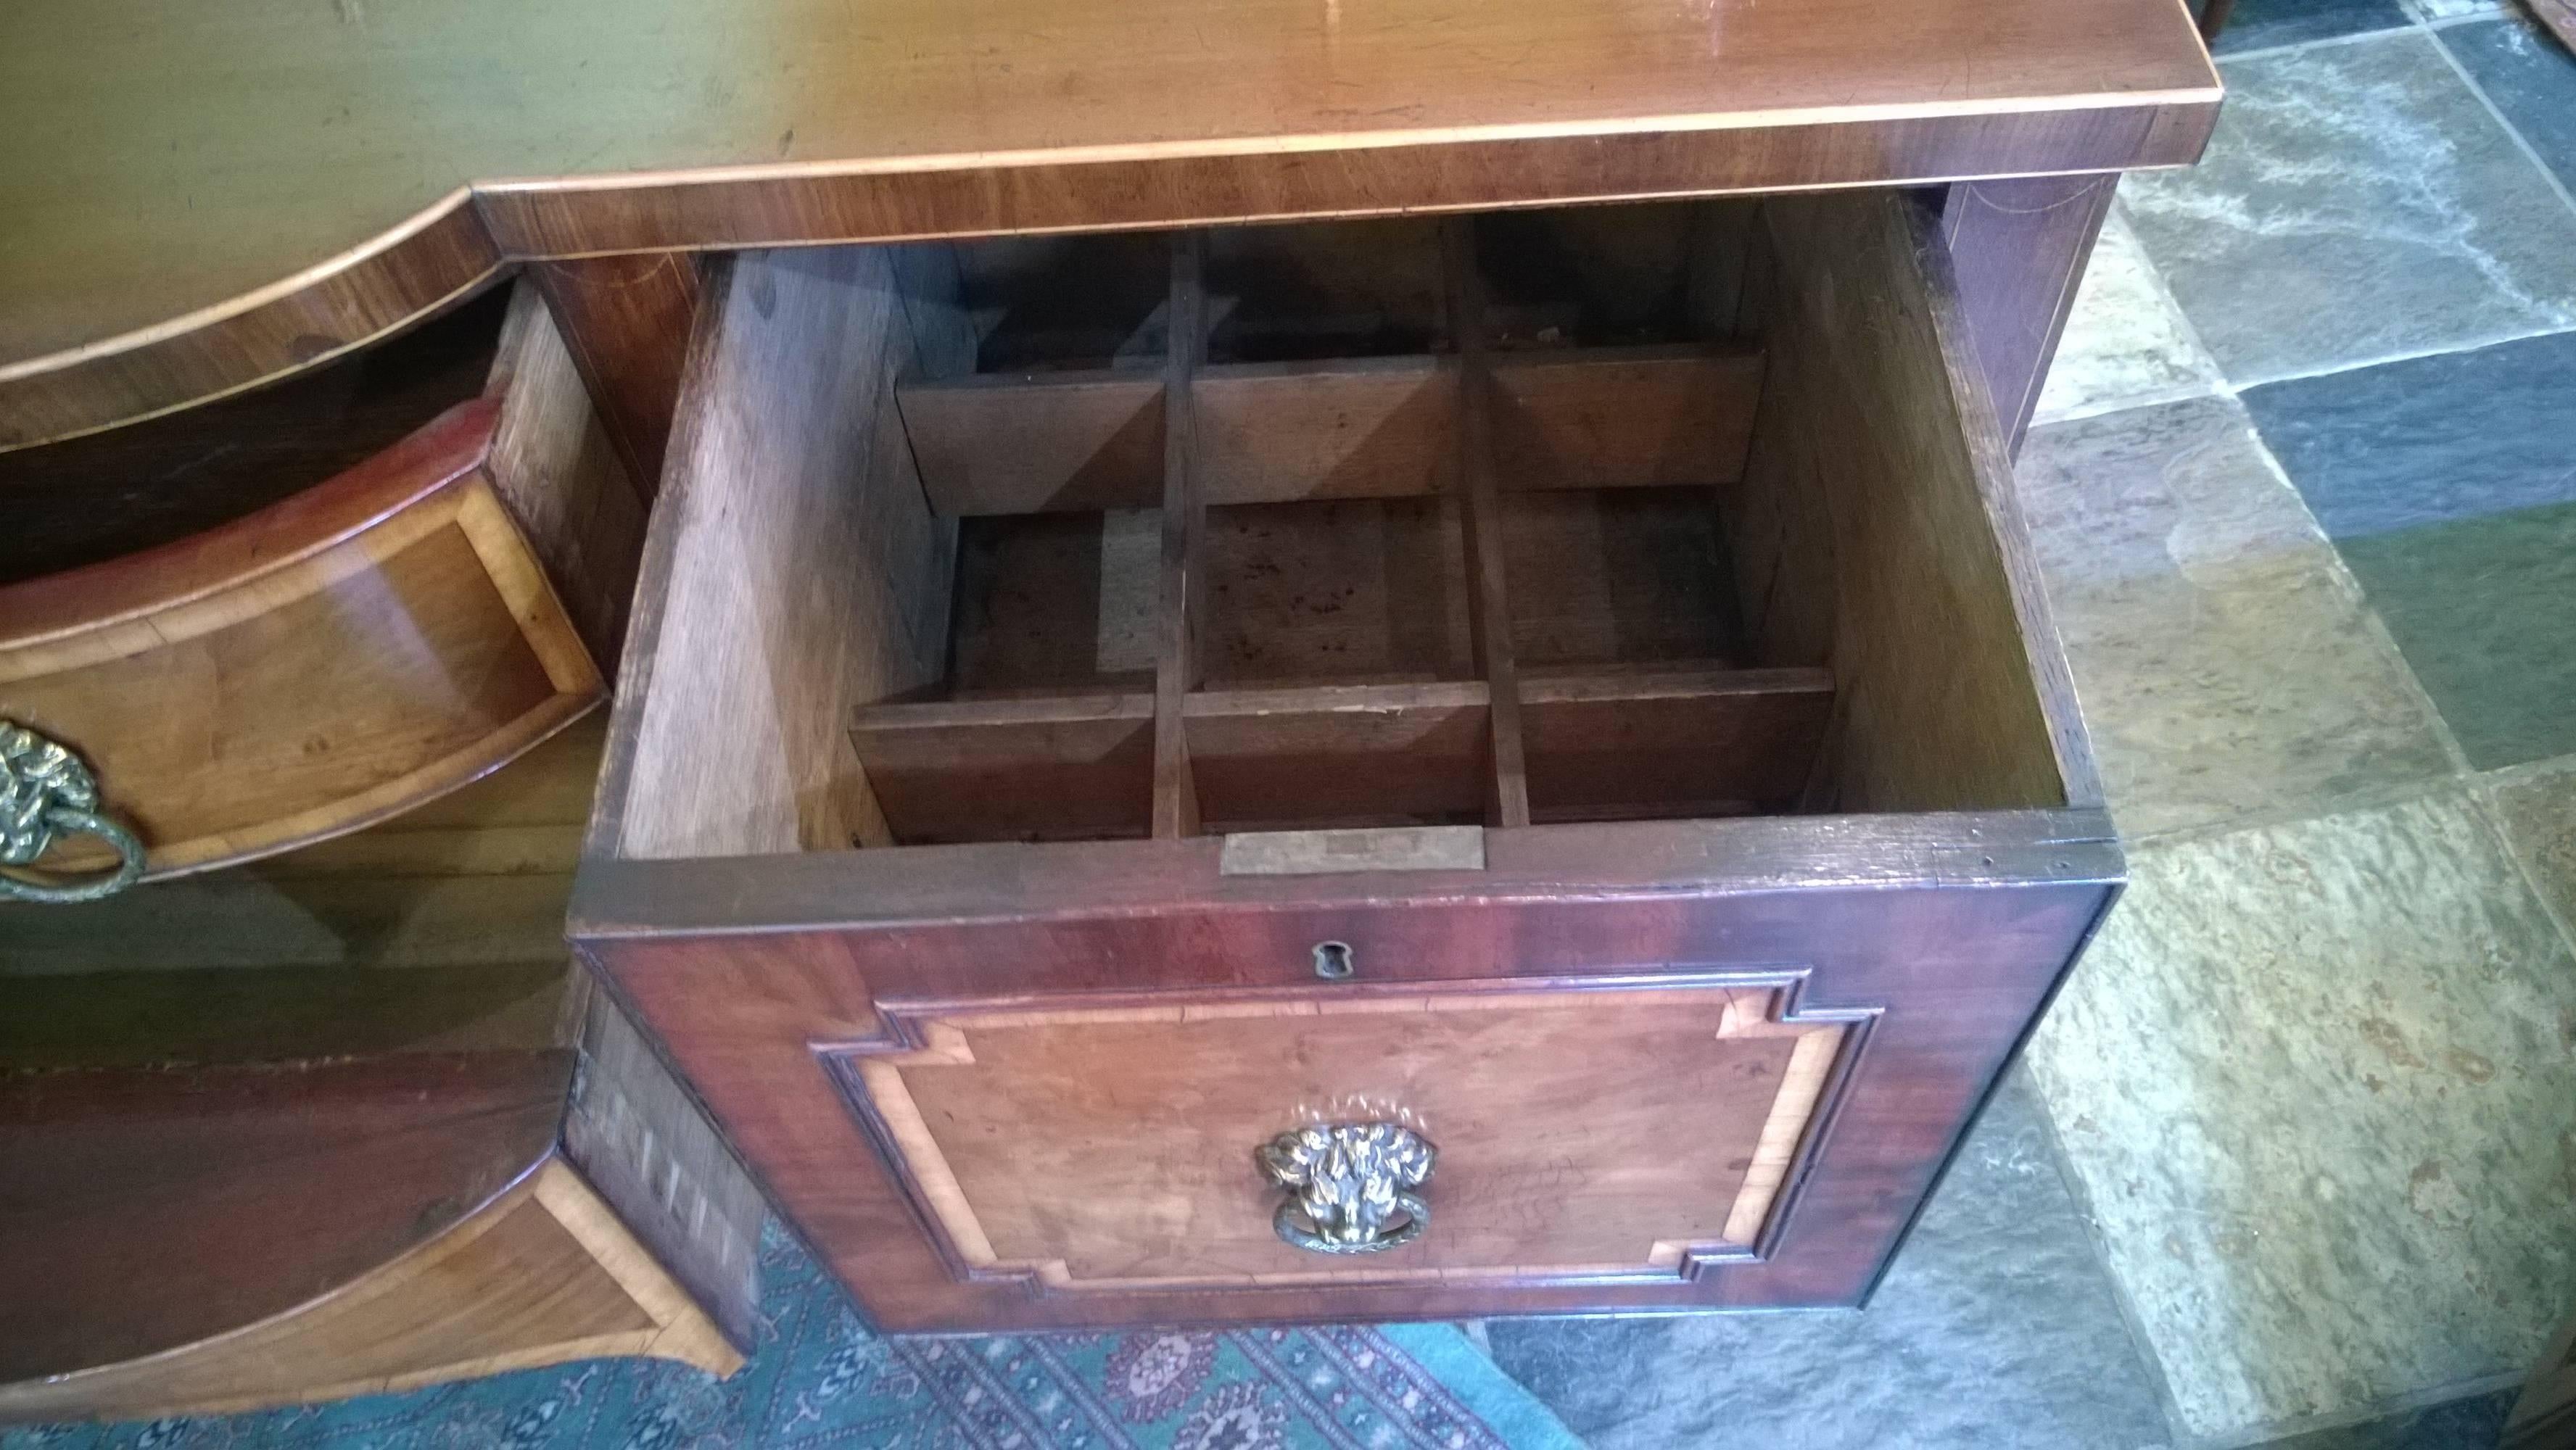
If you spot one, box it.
[1311,941,1355,980]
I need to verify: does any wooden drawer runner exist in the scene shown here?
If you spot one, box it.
[573,188,2121,1330]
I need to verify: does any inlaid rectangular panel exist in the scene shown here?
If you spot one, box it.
[828,979,1862,1290]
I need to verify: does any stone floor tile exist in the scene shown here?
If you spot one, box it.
[2245,331,2576,768]
[2441,12,2576,191]
[2026,790,2576,1441]
[2244,331,2576,540]
[2482,761,2576,932]
[2333,505,2576,769]
[2015,397,2451,839]
[2122,33,2576,384]
[2034,207,2226,426]
[2250,1387,2519,1449]
[2401,0,2503,20]
[2213,0,2410,54]
[1483,1072,2176,1450]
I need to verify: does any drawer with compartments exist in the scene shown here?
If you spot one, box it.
[569,189,2121,1332]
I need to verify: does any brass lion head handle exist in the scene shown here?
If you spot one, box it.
[1,721,144,904]
[1257,1120,1436,1254]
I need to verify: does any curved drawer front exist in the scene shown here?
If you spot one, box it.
[0,400,603,879]
[827,979,1858,1291]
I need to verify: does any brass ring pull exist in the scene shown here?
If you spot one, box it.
[1,721,146,904]
[1258,1121,1437,1255]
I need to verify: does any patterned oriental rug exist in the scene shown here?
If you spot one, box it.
[4,1227,1582,1450]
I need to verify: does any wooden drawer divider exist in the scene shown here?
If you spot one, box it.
[851,220,1836,844]
[1153,233,1210,839]
[1443,218,1532,828]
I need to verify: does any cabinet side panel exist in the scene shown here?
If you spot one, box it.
[603,245,955,861]
[562,990,767,1348]
[1937,175,2117,457]
[484,280,650,670]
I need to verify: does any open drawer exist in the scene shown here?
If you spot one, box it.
[570,191,2121,1331]
[0,281,640,891]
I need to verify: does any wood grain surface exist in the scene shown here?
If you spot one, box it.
[850,693,1157,844]
[0,713,606,1070]
[1519,668,1836,820]
[1183,682,1492,831]
[0,198,504,452]
[0,0,2216,444]
[1443,221,1532,828]
[1200,495,1471,687]
[1152,236,1210,839]
[561,992,771,1351]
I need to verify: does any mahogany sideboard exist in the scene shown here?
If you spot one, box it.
[1,0,2220,1365]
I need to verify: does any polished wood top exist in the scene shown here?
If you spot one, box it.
[0,0,2216,444]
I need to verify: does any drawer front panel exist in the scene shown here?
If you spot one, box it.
[829,979,1857,1290]
[587,847,2120,1329]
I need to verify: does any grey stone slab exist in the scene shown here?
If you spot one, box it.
[2213,0,2409,55]
[2026,788,2576,1441]
[2401,0,2502,20]
[2245,331,2576,769]
[2252,1388,2519,1449]
[1482,1072,2176,1450]
[2034,206,2226,426]
[2014,397,2451,840]
[2336,502,2576,769]
[2443,14,2576,191]
[2122,33,2576,384]
[2245,330,2576,539]
[2484,761,2576,932]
